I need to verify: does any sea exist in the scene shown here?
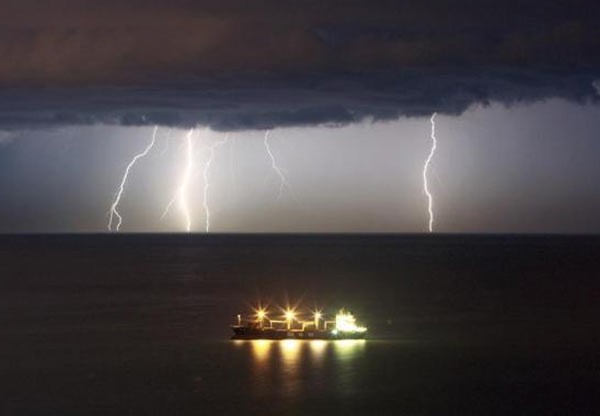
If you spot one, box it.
[1,234,599,415]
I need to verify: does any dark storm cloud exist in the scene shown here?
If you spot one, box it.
[0,70,598,131]
[3,0,600,84]
[0,0,599,130]
[593,80,600,96]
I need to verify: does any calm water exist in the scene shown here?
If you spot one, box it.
[3,337,598,415]
[1,234,599,415]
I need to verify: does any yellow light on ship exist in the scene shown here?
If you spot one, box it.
[284,310,295,321]
[314,311,322,330]
[284,309,295,330]
[256,308,267,328]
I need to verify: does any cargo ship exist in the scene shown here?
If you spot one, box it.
[231,307,367,340]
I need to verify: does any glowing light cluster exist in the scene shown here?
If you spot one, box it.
[284,309,296,321]
[236,303,368,339]
[252,307,324,325]
[246,304,366,332]
[334,309,367,333]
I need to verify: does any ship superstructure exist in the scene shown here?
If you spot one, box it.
[231,307,367,340]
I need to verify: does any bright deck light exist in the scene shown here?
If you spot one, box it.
[334,309,367,333]
[232,305,367,339]
[284,310,295,321]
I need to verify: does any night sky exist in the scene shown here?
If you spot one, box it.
[1,0,600,233]
[2,5,600,414]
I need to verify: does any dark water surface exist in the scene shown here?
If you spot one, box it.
[1,234,599,415]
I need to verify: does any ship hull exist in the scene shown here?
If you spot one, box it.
[231,326,366,340]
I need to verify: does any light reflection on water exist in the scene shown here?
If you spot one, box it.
[233,339,366,399]
[333,339,366,356]
[309,339,327,366]
[250,339,273,365]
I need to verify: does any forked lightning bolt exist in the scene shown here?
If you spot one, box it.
[202,135,229,232]
[264,130,292,199]
[108,126,158,232]
[162,129,195,232]
[423,112,437,233]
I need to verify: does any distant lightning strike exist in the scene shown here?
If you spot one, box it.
[423,112,437,233]
[202,135,229,232]
[162,129,195,232]
[264,130,291,199]
[107,126,158,232]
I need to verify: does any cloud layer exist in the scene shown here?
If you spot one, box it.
[0,69,598,131]
[593,80,600,96]
[0,0,599,130]
[2,0,600,85]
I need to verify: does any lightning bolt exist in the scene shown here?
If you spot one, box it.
[162,129,195,232]
[202,135,229,232]
[423,112,437,233]
[264,130,292,199]
[107,126,158,232]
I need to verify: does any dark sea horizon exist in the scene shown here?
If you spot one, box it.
[1,234,599,415]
